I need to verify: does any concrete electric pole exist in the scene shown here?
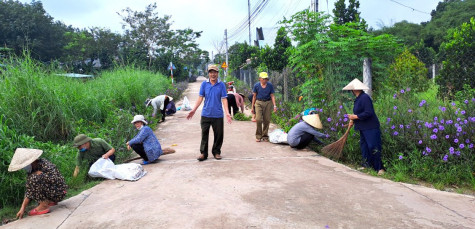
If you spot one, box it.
[248,0,251,45]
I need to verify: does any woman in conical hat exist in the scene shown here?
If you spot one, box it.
[8,148,68,219]
[343,78,385,175]
[287,114,326,149]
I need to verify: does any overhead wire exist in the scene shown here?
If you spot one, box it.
[388,0,431,15]
[228,0,270,40]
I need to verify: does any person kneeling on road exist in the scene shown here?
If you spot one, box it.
[9,148,68,219]
[287,114,326,149]
[126,115,163,165]
[72,134,116,177]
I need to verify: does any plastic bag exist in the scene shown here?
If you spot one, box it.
[88,158,147,181]
[269,129,288,144]
[114,163,147,181]
[88,158,116,179]
[182,96,192,111]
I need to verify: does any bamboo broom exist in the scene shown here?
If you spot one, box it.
[321,123,352,160]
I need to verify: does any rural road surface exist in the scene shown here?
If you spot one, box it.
[4,77,475,229]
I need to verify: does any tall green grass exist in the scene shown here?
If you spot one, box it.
[0,57,183,216]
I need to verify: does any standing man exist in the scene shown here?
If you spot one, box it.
[72,134,116,177]
[187,64,232,161]
[251,72,277,142]
[145,95,173,122]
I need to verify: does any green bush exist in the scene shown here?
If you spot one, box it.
[386,49,429,92]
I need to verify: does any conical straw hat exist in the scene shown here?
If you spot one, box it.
[8,148,43,172]
[342,78,369,90]
[302,114,323,129]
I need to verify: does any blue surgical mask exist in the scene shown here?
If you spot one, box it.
[22,164,32,173]
[79,147,87,152]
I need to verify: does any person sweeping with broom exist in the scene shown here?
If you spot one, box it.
[343,78,385,175]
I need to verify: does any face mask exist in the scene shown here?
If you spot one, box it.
[79,147,87,152]
[23,164,32,173]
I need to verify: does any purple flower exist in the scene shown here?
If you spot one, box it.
[408,109,412,113]
[438,126,445,131]
[440,119,445,123]
[459,144,465,149]
[451,102,456,106]
[339,105,343,109]
[457,127,462,132]
[331,127,336,131]
[327,118,332,122]
[455,151,461,156]
[461,110,466,115]
[393,131,399,136]
[426,147,432,153]
[457,118,461,122]
[449,147,454,152]
[343,114,348,118]
[343,118,348,122]
[466,139,470,143]
[393,94,397,98]
[434,117,438,121]
[406,124,411,129]
[418,140,423,144]
[464,100,469,104]
[391,125,395,129]
[400,89,405,94]
[387,117,391,122]
[469,144,473,149]
[443,155,448,161]
[445,135,450,139]
[440,107,446,112]
[447,120,453,124]
[433,128,438,133]
[421,100,426,104]
[393,106,398,110]
[422,150,427,156]
[454,139,459,143]
[430,134,437,140]
[471,117,475,122]
[399,155,403,160]
[399,124,404,129]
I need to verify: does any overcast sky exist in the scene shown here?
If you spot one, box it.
[22,0,441,55]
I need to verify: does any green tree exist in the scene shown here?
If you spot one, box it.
[281,9,330,46]
[437,17,475,97]
[270,27,291,72]
[228,42,259,72]
[386,49,429,92]
[0,0,70,61]
[423,0,475,51]
[373,20,423,47]
[332,0,367,28]
[119,3,173,68]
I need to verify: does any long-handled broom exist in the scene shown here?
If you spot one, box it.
[321,123,352,160]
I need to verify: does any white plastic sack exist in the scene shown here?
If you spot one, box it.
[269,129,288,144]
[114,163,147,181]
[88,158,116,179]
[88,158,147,181]
[182,96,192,111]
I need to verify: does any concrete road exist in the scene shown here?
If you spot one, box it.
[4,77,475,229]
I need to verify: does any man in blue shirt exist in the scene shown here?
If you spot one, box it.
[251,72,277,142]
[187,64,232,161]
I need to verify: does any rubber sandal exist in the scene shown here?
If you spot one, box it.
[214,154,222,160]
[29,208,50,216]
[48,202,57,206]
[262,138,269,142]
[256,139,261,142]
[142,160,150,165]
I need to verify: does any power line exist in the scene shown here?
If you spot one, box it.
[388,0,431,15]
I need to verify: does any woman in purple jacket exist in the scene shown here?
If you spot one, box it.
[343,79,385,175]
[126,115,163,165]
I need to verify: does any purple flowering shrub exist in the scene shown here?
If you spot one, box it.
[375,85,474,185]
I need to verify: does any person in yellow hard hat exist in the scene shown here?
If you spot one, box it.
[251,72,277,142]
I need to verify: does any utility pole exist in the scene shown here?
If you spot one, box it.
[225,29,229,77]
[311,0,318,12]
[248,0,251,45]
